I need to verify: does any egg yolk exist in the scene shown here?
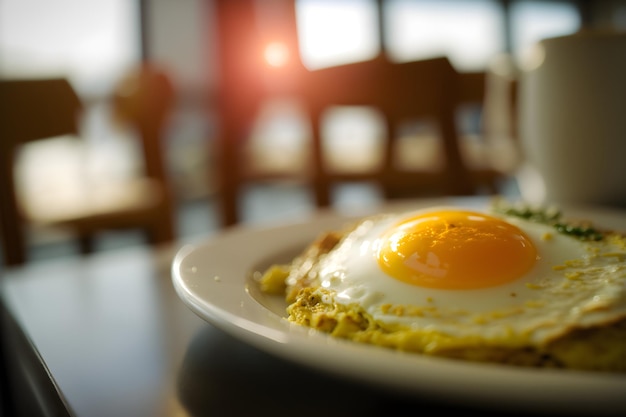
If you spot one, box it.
[376,210,537,289]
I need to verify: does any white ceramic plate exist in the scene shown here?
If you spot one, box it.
[172,197,626,416]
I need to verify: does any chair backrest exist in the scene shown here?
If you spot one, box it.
[0,78,83,146]
[304,55,475,206]
[0,78,84,266]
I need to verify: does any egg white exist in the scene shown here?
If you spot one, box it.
[315,206,626,344]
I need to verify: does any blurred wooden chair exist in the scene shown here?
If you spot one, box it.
[212,0,518,226]
[305,55,522,207]
[305,55,477,207]
[0,66,176,266]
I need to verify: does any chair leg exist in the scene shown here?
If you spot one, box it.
[220,180,240,227]
[77,235,94,255]
[145,218,175,246]
[217,120,242,227]
[1,162,28,266]
[313,177,331,208]
[310,110,332,208]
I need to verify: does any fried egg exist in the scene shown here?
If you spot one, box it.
[311,206,626,346]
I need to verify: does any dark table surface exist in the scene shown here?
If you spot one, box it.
[1,207,625,417]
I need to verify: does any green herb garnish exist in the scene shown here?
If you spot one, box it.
[553,223,604,241]
[496,206,561,223]
[491,199,604,241]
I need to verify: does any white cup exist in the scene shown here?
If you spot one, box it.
[517,30,626,208]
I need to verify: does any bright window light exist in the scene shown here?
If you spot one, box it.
[0,0,139,97]
[384,0,504,71]
[295,0,380,70]
[511,0,581,66]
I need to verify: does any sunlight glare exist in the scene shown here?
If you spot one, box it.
[264,41,290,68]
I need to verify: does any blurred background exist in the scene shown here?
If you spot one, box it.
[1,0,626,265]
